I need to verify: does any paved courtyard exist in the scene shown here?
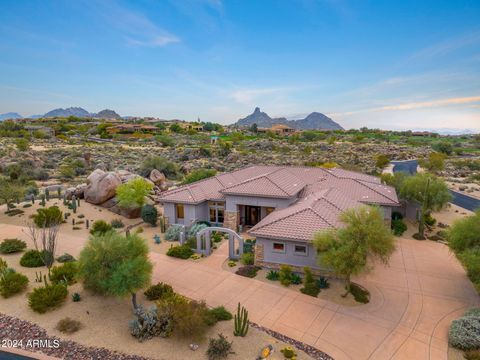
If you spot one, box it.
[1,223,478,360]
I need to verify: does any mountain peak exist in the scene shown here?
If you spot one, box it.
[235,108,343,130]
[0,112,22,121]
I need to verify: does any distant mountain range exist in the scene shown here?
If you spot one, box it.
[0,107,121,120]
[235,107,344,130]
[0,112,22,121]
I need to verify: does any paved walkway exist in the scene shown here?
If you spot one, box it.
[1,223,478,360]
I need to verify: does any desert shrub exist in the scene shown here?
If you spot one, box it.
[266,270,279,281]
[89,220,113,235]
[171,300,210,340]
[49,262,78,285]
[72,292,81,302]
[300,267,320,297]
[448,211,480,252]
[140,156,179,179]
[464,308,480,317]
[316,276,330,289]
[110,219,125,228]
[20,250,51,267]
[0,238,26,254]
[0,258,6,271]
[129,304,173,341]
[280,346,297,359]
[459,248,480,287]
[56,253,76,263]
[208,306,233,322]
[391,219,407,236]
[188,223,208,238]
[141,204,158,226]
[235,265,260,278]
[291,273,302,285]
[28,283,68,313]
[448,312,480,350]
[166,244,194,259]
[0,270,29,298]
[240,252,254,265]
[424,213,436,227]
[144,282,174,301]
[279,265,293,286]
[464,350,480,360]
[206,333,233,360]
[350,283,370,304]
[56,317,82,334]
[165,225,182,242]
[33,206,62,227]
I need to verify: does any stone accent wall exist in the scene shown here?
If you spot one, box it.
[255,244,264,262]
[223,211,238,231]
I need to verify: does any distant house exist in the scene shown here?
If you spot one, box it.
[106,124,160,134]
[257,124,296,136]
[158,165,399,271]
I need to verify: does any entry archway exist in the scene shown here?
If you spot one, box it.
[195,227,244,260]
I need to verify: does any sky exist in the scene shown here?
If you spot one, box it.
[0,0,480,130]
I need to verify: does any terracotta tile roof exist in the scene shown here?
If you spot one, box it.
[249,188,361,242]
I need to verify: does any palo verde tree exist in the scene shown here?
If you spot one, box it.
[399,172,451,239]
[313,206,395,296]
[77,231,152,310]
[116,177,154,209]
[0,178,25,210]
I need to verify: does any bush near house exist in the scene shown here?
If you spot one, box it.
[240,252,254,265]
[300,267,320,297]
[235,265,260,278]
[144,282,174,301]
[141,204,158,226]
[448,308,480,350]
[279,265,293,286]
[166,244,194,259]
[0,238,27,254]
[165,225,182,242]
[56,317,82,334]
[206,333,233,360]
[89,220,113,235]
[391,219,407,236]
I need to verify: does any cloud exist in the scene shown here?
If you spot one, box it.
[229,87,294,105]
[329,95,480,117]
[88,0,180,47]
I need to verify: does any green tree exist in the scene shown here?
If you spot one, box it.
[77,231,152,310]
[15,138,30,152]
[375,154,390,169]
[399,173,451,238]
[33,206,63,228]
[154,134,174,147]
[169,123,183,133]
[432,141,453,155]
[116,177,153,209]
[313,206,395,296]
[380,172,407,193]
[182,169,217,184]
[141,204,158,226]
[0,179,25,210]
[448,210,480,253]
[419,152,446,173]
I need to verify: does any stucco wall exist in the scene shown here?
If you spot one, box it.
[255,237,329,270]
[162,202,207,226]
[224,195,297,211]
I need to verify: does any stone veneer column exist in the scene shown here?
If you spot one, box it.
[223,211,238,231]
[254,243,264,266]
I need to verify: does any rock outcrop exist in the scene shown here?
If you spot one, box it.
[84,169,122,204]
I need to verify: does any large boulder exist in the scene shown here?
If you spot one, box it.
[100,197,141,219]
[84,169,122,205]
[149,169,166,185]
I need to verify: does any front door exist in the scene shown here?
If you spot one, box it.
[245,206,261,226]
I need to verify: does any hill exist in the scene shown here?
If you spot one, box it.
[0,112,22,121]
[235,107,343,130]
[44,107,91,118]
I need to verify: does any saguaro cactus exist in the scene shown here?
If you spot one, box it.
[233,302,249,337]
[71,195,77,214]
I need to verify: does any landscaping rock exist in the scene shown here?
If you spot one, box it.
[84,169,122,204]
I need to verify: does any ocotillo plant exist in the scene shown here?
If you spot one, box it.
[233,302,249,337]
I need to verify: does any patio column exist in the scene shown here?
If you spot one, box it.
[223,210,238,231]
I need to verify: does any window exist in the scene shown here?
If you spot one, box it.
[208,201,225,224]
[294,244,307,256]
[273,242,285,253]
[265,207,275,215]
[175,204,184,220]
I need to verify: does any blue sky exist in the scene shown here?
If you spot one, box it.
[1,0,479,130]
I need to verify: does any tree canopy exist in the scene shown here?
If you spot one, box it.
[448,210,480,253]
[116,177,153,209]
[77,231,152,309]
[313,206,395,295]
[0,178,25,210]
[399,172,451,237]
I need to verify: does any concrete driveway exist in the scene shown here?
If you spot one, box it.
[151,238,479,360]
[1,223,478,360]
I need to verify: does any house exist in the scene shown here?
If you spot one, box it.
[106,124,160,134]
[158,166,399,271]
[257,124,296,136]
